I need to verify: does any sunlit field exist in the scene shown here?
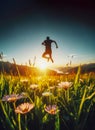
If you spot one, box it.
[0,63,95,130]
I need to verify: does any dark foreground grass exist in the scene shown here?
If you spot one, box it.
[0,67,95,130]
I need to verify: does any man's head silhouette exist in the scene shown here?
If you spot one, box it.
[46,36,50,40]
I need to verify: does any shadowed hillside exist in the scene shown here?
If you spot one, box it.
[0,61,58,76]
[57,63,95,74]
[0,61,95,76]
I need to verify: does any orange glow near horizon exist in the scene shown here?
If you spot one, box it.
[37,59,48,70]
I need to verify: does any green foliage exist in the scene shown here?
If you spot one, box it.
[74,65,81,93]
[0,70,95,130]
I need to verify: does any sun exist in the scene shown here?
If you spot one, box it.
[37,59,48,70]
[40,62,47,70]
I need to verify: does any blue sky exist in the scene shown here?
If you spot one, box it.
[0,0,95,68]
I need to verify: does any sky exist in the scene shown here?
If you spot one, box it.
[0,0,95,68]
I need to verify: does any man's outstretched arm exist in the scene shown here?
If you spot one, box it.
[53,41,58,48]
[42,42,45,45]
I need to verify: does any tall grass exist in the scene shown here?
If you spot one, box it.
[0,66,95,130]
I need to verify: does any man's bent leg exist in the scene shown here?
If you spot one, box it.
[42,52,49,61]
[49,54,54,63]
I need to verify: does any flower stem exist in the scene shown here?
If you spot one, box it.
[18,113,21,130]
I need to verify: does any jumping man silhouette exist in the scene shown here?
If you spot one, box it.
[42,36,58,63]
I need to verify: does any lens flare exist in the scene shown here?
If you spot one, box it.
[37,59,48,70]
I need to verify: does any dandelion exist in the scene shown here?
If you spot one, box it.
[42,92,52,97]
[58,81,73,90]
[30,84,38,90]
[20,79,29,83]
[49,86,55,90]
[45,105,59,115]
[65,72,69,75]
[2,94,26,102]
[15,102,35,114]
[42,92,53,105]
[79,78,84,83]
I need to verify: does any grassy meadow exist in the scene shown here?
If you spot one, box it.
[0,63,95,130]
